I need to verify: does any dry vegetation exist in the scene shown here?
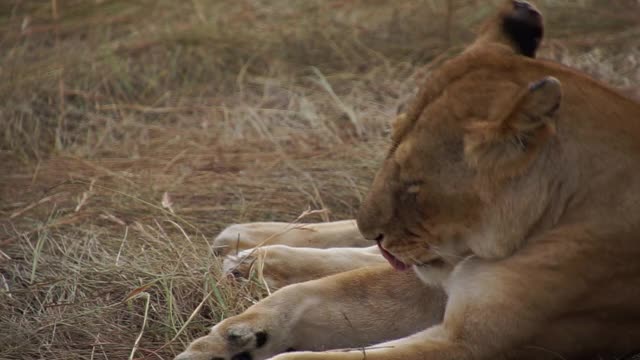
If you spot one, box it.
[1,1,639,359]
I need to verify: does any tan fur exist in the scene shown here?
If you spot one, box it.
[223,245,384,289]
[216,220,381,288]
[213,220,367,256]
[177,2,640,359]
[177,266,447,360]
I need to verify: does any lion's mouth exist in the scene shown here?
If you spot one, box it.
[377,242,410,272]
[377,242,447,271]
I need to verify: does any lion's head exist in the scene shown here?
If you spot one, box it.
[356,0,566,277]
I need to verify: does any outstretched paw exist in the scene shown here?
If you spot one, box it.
[174,321,277,360]
[222,246,298,289]
[223,248,260,280]
[212,223,273,257]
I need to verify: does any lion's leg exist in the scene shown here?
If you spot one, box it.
[267,229,611,360]
[212,220,367,256]
[175,265,446,360]
[223,245,385,289]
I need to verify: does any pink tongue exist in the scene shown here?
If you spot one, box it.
[377,243,410,272]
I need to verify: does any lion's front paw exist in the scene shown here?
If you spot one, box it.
[175,321,275,360]
[223,248,259,279]
[223,246,294,289]
[212,223,263,256]
[212,223,296,257]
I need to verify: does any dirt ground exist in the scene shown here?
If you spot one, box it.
[1,1,639,359]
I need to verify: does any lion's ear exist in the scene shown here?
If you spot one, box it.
[464,77,561,172]
[475,0,544,58]
[511,76,562,131]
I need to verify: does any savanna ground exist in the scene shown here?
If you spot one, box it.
[1,1,639,359]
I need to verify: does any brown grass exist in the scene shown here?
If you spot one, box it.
[1,1,639,359]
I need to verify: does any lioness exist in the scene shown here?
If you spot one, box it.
[176,1,640,359]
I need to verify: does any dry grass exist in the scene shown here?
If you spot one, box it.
[1,1,639,359]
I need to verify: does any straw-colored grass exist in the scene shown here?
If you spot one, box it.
[1,1,639,359]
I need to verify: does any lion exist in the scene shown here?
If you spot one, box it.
[176,1,640,359]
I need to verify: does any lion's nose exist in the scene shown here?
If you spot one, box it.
[356,203,388,241]
[360,229,384,242]
[513,0,539,16]
[513,0,532,10]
